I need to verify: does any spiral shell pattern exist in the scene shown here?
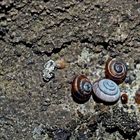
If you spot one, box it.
[93,79,120,103]
[71,75,92,103]
[105,59,127,84]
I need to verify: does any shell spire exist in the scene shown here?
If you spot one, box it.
[105,58,127,84]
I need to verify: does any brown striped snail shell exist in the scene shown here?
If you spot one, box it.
[92,79,120,104]
[71,75,92,103]
[105,58,127,84]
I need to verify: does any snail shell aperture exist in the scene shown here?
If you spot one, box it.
[105,58,127,84]
[71,75,92,103]
[93,79,120,103]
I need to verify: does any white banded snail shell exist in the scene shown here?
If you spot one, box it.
[71,75,92,103]
[92,79,120,103]
[105,58,127,84]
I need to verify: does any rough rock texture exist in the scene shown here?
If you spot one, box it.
[0,0,140,139]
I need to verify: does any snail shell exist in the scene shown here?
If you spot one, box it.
[93,79,120,103]
[121,93,128,104]
[56,58,66,69]
[71,75,92,103]
[105,58,127,84]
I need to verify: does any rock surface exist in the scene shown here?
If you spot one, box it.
[0,0,140,139]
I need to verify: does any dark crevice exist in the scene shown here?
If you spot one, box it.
[95,39,126,51]
[105,127,137,140]
[105,127,118,133]
[0,37,7,43]
[94,4,101,9]
[119,129,137,140]
[10,37,73,57]
[80,38,93,44]
[44,41,72,56]
[0,27,9,37]
[43,0,50,2]
[80,36,108,50]
[0,3,14,13]
[12,41,33,48]
[96,42,109,50]
[32,50,43,56]
[9,36,128,58]
[31,40,73,56]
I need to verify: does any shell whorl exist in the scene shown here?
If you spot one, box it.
[105,59,127,84]
[93,79,120,103]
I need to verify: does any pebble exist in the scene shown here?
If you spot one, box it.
[53,129,71,140]
[124,74,136,84]
[43,60,56,82]
[136,64,140,70]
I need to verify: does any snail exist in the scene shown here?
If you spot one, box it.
[105,58,127,84]
[56,58,66,69]
[121,93,128,104]
[71,75,92,103]
[92,79,120,104]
